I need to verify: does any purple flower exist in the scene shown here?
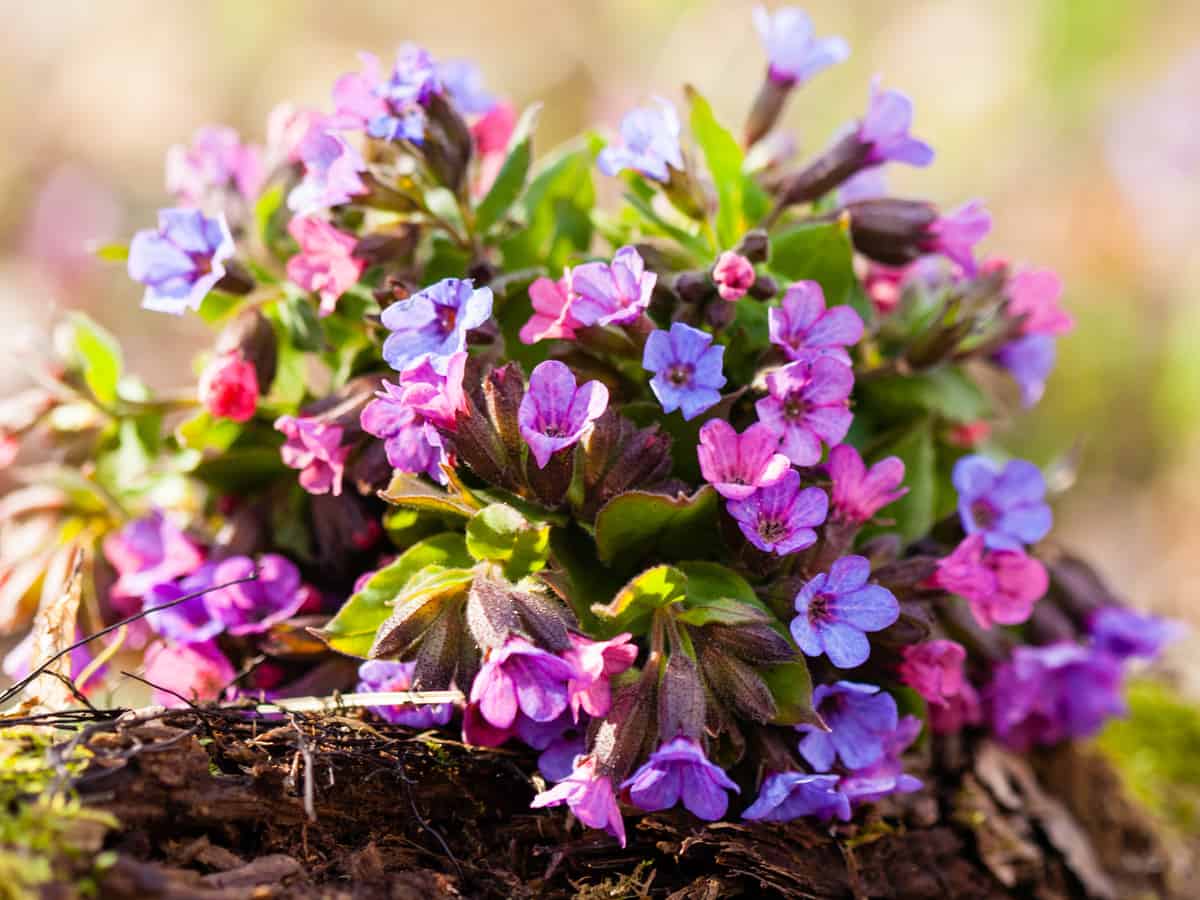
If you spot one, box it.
[142,563,223,644]
[531,755,627,846]
[596,99,684,183]
[568,246,656,327]
[993,333,1056,408]
[988,643,1125,751]
[470,637,576,728]
[3,629,105,692]
[128,208,234,315]
[728,469,828,556]
[563,632,638,720]
[742,772,850,822]
[287,124,368,214]
[837,714,924,803]
[275,415,350,496]
[438,58,495,116]
[712,251,756,301]
[857,78,934,167]
[1089,607,1183,661]
[366,44,443,143]
[518,360,609,469]
[838,168,887,205]
[166,125,264,207]
[768,281,865,365]
[643,323,726,420]
[952,454,1052,551]
[756,357,854,466]
[515,711,585,781]
[356,659,455,727]
[381,278,493,374]
[1007,268,1074,337]
[360,380,448,483]
[103,510,206,601]
[828,444,907,524]
[206,554,305,635]
[753,5,849,87]
[621,737,740,821]
[797,681,898,771]
[924,200,990,275]
[791,556,899,668]
[330,52,387,130]
[696,419,791,500]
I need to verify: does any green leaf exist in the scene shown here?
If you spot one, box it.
[191,447,287,494]
[593,487,721,570]
[760,660,820,727]
[675,561,770,626]
[474,103,542,234]
[721,298,770,387]
[859,366,989,424]
[591,564,686,636]
[379,472,480,518]
[175,410,242,454]
[92,243,128,262]
[465,503,551,580]
[278,291,324,352]
[254,183,285,246]
[547,523,623,632]
[770,219,871,322]
[882,420,937,542]
[424,232,471,282]
[196,290,242,324]
[621,185,710,260]
[68,313,123,405]
[687,86,745,247]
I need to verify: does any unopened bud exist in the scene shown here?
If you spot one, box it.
[657,651,706,742]
[674,270,714,305]
[777,133,871,208]
[423,93,474,194]
[843,198,939,267]
[736,229,770,264]
[699,644,777,724]
[744,75,790,149]
[747,273,779,300]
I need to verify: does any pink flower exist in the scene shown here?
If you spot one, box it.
[712,252,756,301]
[330,52,387,130]
[1007,268,1074,337]
[768,281,864,365]
[828,444,907,524]
[275,415,350,496]
[563,632,638,719]
[947,420,991,448]
[472,100,516,155]
[267,104,324,166]
[531,755,627,846]
[696,420,791,500]
[898,640,967,706]
[928,534,1048,628]
[199,351,258,423]
[520,273,582,344]
[286,216,366,316]
[928,680,982,734]
[143,640,236,708]
[103,510,206,601]
[166,125,264,207]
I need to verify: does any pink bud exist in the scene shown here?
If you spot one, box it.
[712,251,756,301]
[199,351,259,423]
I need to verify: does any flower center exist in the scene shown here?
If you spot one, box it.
[808,592,833,625]
[542,424,563,437]
[783,391,808,421]
[667,363,693,387]
[970,499,998,529]
[757,517,788,544]
[437,304,459,335]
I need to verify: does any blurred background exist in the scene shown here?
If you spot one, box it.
[1,0,1198,686]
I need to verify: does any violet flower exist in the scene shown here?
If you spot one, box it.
[621,737,740,821]
[790,555,899,668]
[643,322,727,421]
[520,273,582,344]
[438,58,496,116]
[923,200,990,275]
[531,755,627,846]
[837,714,924,804]
[857,78,934,167]
[742,772,850,822]
[827,444,906,525]
[563,632,638,720]
[128,207,234,315]
[696,419,791,500]
[360,379,448,483]
[356,659,455,727]
[767,281,865,365]
[3,629,105,693]
[143,639,236,708]
[953,454,1052,551]
[727,469,828,556]
[518,360,609,469]
[329,52,387,130]
[796,681,898,771]
[569,246,656,327]
[166,125,263,207]
[596,99,684,183]
[141,563,222,644]
[1089,607,1182,661]
[286,216,366,317]
[287,124,368,214]
[993,333,1056,408]
[275,414,350,496]
[897,639,968,707]
[837,168,888,205]
[103,510,206,601]
[712,251,756,301]
[930,533,1048,629]
[753,6,849,87]
[1007,268,1074,337]
[470,637,577,729]
[381,277,493,374]
[206,554,305,635]
[756,357,854,466]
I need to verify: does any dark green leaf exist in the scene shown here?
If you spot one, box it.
[590,564,686,636]
[278,291,324,352]
[881,419,937,542]
[175,410,241,454]
[760,659,820,726]
[687,86,744,247]
[593,486,721,570]
[474,103,541,234]
[770,219,871,322]
[859,366,990,424]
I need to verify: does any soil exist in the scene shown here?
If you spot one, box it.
[16,706,1197,899]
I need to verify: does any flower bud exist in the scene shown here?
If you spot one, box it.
[482,362,525,463]
[465,572,522,650]
[198,351,258,423]
[699,644,777,724]
[703,621,797,665]
[712,252,756,302]
[657,651,706,742]
[411,604,464,690]
[843,199,939,267]
[747,273,779,300]
[216,307,277,390]
[588,666,657,780]
[423,93,474,195]
[778,133,872,207]
[674,270,715,305]
[744,77,790,149]
[735,229,770,264]
[353,228,418,266]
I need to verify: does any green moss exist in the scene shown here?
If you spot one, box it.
[1096,679,1200,835]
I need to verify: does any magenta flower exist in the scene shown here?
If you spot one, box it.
[3,629,105,693]
[520,273,582,344]
[857,78,934,167]
[898,640,967,707]
[330,52,388,130]
[531,755,627,846]
[141,563,222,644]
[643,322,727,421]
[994,333,1057,408]
[796,681,898,771]
[381,278,493,374]
[742,772,850,822]
[286,216,366,317]
[696,419,791,500]
[930,534,1048,629]
[753,6,849,87]
[563,632,638,719]
[287,124,368,215]
[768,282,864,365]
[1088,607,1182,661]
[470,637,577,729]
[275,414,350,496]
[756,357,854,466]
[923,200,990,275]
[1007,268,1074,337]
[206,554,305,635]
[471,101,517,195]
[128,207,234,315]
[728,468,828,556]
[596,100,684,183]
[928,680,983,735]
[360,380,448,483]
[953,455,1052,551]
[828,444,907,524]
[143,640,235,708]
[357,659,455,727]
[103,510,206,601]
[621,737,740,821]
[166,125,264,206]
[712,251,756,301]
[518,360,609,468]
[199,351,258,423]
[569,246,656,327]
[791,556,898,668]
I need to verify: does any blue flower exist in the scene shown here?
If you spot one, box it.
[742,771,850,822]
[952,454,1052,551]
[596,100,684,183]
[796,681,898,771]
[643,322,726,420]
[790,555,899,668]
[127,208,234,315]
[381,278,493,374]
